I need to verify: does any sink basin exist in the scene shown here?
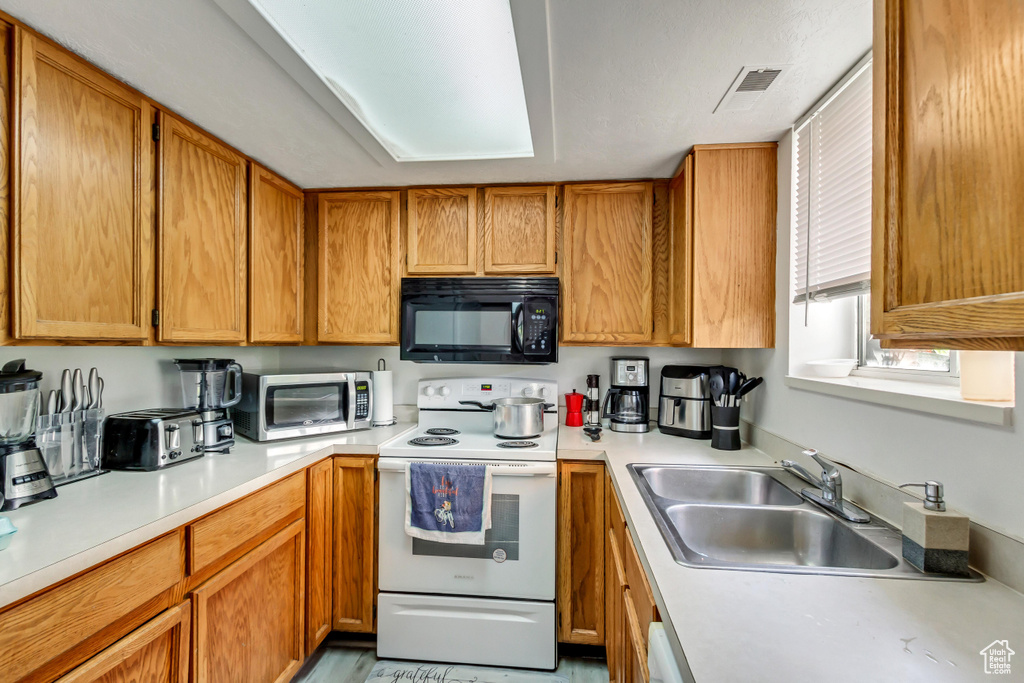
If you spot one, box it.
[666,505,899,570]
[627,464,981,581]
[633,465,802,506]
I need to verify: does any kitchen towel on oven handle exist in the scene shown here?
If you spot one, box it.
[405,462,493,545]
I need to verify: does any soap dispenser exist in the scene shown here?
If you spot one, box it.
[899,481,969,577]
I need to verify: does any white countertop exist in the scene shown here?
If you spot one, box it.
[558,425,1024,683]
[0,423,416,609]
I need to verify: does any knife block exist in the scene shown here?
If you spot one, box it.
[36,409,104,485]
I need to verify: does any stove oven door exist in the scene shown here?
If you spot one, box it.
[377,457,556,600]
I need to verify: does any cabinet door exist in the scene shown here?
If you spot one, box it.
[305,458,333,655]
[606,528,625,683]
[249,164,303,343]
[157,113,247,343]
[483,186,556,274]
[872,0,1024,349]
[623,589,650,683]
[318,191,401,343]
[406,187,477,274]
[56,600,190,683]
[332,456,376,633]
[556,460,605,645]
[14,28,154,340]
[690,144,776,348]
[192,521,304,683]
[667,155,693,346]
[562,183,653,343]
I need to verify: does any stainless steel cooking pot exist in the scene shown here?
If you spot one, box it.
[459,397,555,439]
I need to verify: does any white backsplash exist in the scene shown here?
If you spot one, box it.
[3,345,725,417]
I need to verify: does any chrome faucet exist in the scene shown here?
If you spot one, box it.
[782,450,870,523]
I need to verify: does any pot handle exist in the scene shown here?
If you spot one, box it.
[459,400,493,411]
[542,403,556,410]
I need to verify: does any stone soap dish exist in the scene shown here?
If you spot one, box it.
[0,516,17,550]
[806,359,857,378]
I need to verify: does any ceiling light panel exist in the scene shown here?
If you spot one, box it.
[249,0,534,162]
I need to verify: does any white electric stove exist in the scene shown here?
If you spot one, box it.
[376,377,559,670]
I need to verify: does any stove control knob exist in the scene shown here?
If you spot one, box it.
[439,386,451,397]
[423,386,436,397]
[538,387,549,399]
[521,386,535,397]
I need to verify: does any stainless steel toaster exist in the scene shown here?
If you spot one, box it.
[101,409,206,471]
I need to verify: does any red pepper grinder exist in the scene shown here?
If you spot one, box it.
[565,390,585,427]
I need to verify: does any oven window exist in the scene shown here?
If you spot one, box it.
[412,494,519,560]
[414,308,512,347]
[266,383,345,428]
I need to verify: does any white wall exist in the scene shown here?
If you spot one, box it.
[278,346,724,406]
[6,345,722,417]
[726,131,1024,541]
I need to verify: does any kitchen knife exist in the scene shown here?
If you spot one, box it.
[72,369,84,411]
[96,378,104,410]
[88,368,100,409]
[46,390,58,417]
[60,369,73,413]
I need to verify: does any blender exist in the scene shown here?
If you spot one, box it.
[174,358,243,453]
[0,359,57,510]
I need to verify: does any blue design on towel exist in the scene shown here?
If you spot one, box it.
[409,462,487,533]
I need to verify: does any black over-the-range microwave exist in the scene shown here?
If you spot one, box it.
[400,277,558,364]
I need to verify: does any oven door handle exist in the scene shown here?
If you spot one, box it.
[376,459,556,476]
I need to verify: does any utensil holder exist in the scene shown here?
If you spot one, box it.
[710,406,741,451]
[36,409,105,485]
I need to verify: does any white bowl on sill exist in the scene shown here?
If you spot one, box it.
[806,359,858,378]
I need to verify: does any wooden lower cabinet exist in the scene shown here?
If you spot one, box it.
[56,600,191,683]
[192,521,305,683]
[305,458,334,655]
[557,460,605,645]
[332,455,377,633]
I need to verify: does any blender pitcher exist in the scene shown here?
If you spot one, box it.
[174,359,243,410]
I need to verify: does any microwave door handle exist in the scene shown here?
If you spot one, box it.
[512,304,525,353]
[347,377,357,427]
[366,377,373,424]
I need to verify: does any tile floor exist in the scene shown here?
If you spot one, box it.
[293,639,608,683]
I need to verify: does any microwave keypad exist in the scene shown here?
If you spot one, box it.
[524,301,555,354]
[355,383,370,419]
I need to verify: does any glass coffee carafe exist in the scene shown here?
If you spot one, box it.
[173,358,243,411]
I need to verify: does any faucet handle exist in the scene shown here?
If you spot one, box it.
[804,449,836,477]
[899,481,946,511]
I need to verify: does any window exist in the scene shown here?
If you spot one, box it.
[790,52,958,385]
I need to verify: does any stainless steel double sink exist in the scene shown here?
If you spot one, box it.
[629,464,981,581]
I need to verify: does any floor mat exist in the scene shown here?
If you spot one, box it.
[365,660,570,683]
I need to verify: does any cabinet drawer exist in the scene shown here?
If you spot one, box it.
[624,529,658,653]
[188,473,305,574]
[0,532,183,683]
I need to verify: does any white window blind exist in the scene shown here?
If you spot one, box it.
[793,56,873,303]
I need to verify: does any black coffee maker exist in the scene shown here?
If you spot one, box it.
[602,357,650,433]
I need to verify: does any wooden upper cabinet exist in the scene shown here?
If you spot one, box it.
[249,164,303,343]
[13,28,154,340]
[689,144,776,348]
[668,156,694,346]
[318,191,401,343]
[157,113,247,343]
[872,0,1024,349]
[562,182,653,343]
[483,186,556,274]
[406,187,477,274]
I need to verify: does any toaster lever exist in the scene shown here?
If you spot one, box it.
[192,419,205,444]
[165,424,181,450]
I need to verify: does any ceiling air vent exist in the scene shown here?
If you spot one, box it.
[714,65,789,113]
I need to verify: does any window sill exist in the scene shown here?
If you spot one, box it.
[784,374,1014,426]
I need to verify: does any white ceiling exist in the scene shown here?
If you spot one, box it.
[0,0,871,189]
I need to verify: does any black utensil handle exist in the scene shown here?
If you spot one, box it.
[458,400,493,410]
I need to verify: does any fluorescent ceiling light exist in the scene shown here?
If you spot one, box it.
[247,0,534,162]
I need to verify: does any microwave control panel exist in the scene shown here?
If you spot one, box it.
[523,299,556,355]
[354,381,371,420]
